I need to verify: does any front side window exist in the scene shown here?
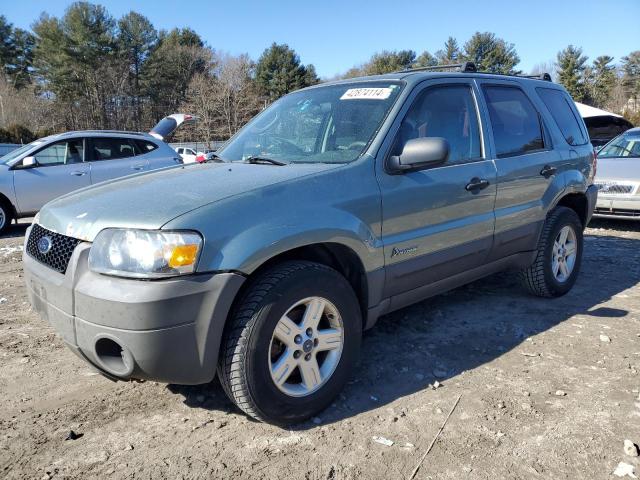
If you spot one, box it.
[90,138,137,161]
[391,85,482,164]
[219,82,403,164]
[33,139,84,166]
[598,133,640,159]
[483,86,545,158]
[537,88,587,146]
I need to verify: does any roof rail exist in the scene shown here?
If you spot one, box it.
[398,61,477,74]
[397,62,553,82]
[520,73,553,82]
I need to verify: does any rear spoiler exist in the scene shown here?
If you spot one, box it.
[149,114,198,141]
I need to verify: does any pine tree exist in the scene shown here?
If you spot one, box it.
[364,50,416,74]
[621,51,640,103]
[415,51,437,68]
[556,45,588,101]
[462,32,520,74]
[255,43,318,101]
[436,37,460,64]
[588,55,616,108]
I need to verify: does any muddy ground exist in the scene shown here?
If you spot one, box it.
[1,218,639,479]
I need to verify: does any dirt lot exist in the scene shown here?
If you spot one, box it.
[1,218,639,479]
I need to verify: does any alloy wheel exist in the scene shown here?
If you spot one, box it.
[552,225,577,282]
[268,296,344,397]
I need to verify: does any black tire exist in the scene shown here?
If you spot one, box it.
[218,261,362,425]
[519,206,583,298]
[0,200,13,236]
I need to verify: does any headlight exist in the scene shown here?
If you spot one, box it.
[89,229,202,279]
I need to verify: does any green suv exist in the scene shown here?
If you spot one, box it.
[24,64,597,425]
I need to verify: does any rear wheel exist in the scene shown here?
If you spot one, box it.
[519,206,583,297]
[218,261,361,425]
[0,201,13,236]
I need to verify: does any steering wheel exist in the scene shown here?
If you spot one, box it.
[344,141,367,150]
[264,136,306,156]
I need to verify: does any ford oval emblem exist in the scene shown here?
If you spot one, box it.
[37,236,53,255]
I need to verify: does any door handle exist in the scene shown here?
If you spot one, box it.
[465,177,490,192]
[131,164,145,171]
[540,165,557,178]
[70,171,88,176]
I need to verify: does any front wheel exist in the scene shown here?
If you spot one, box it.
[519,206,583,297]
[218,261,362,425]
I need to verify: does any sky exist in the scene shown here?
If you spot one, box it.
[2,0,639,78]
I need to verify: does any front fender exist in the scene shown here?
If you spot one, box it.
[215,210,380,275]
[181,204,382,274]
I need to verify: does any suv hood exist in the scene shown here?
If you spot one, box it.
[37,162,341,241]
[596,157,640,181]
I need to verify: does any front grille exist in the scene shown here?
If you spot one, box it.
[595,182,637,195]
[26,224,81,274]
[594,207,640,217]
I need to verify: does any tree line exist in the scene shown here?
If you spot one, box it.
[0,2,638,145]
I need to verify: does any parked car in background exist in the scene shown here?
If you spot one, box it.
[594,127,640,219]
[0,114,194,234]
[575,102,633,149]
[174,146,205,164]
[24,65,596,425]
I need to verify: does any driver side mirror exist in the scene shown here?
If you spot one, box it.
[387,137,449,174]
[16,156,37,169]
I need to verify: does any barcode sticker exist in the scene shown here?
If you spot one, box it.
[340,88,393,100]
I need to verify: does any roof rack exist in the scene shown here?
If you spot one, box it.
[398,61,477,73]
[398,61,553,82]
[520,73,553,82]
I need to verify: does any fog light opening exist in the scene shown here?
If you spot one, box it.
[95,337,131,376]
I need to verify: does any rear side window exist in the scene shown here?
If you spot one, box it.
[482,86,545,158]
[537,88,587,146]
[134,140,158,154]
[90,138,137,161]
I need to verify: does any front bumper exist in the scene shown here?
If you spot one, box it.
[594,195,640,219]
[23,227,245,384]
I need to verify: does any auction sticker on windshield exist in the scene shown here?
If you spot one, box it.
[340,88,393,100]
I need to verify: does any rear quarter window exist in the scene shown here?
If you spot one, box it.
[134,140,159,154]
[537,88,588,146]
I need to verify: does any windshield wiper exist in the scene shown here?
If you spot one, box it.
[205,152,227,163]
[244,156,288,166]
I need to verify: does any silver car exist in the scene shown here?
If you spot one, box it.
[0,114,193,234]
[594,127,640,219]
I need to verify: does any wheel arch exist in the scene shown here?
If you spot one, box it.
[231,242,370,329]
[0,191,17,220]
[555,192,589,227]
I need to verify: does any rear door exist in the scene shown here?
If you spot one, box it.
[476,80,563,260]
[137,139,180,170]
[87,137,149,185]
[13,138,91,214]
[377,79,497,298]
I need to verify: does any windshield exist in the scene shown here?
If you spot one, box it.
[0,140,45,165]
[598,133,640,159]
[219,82,403,164]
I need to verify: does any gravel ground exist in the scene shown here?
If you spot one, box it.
[1,218,639,479]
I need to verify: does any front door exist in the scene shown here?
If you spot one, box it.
[87,137,149,184]
[377,80,497,298]
[13,138,90,214]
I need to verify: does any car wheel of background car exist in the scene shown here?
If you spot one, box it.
[0,200,13,235]
[217,261,362,426]
[519,206,583,298]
